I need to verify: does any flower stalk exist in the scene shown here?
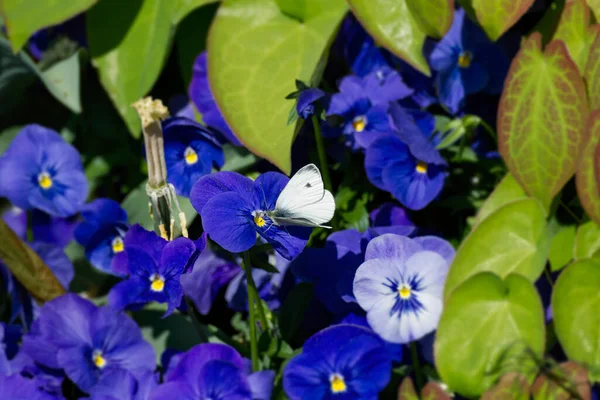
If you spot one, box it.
[311,115,332,192]
[243,251,260,371]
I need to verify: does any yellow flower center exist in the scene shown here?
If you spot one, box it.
[150,274,165,292]
[352,115,367,132]
[111,237,124,253]
[398,284,412,299]
[184,146,198,165]
[254,215,266,227]
[38,172,53,189]
[330,373,347,393]
[92,350,107,369]
[458,51,472,68]
[416,161,428,174]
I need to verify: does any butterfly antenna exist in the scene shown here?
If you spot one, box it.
[259,182,268,209]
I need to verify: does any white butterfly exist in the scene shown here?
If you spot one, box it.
[267,164,335,228]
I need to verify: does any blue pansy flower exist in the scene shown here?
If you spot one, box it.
[88,369,157,400]
[108,225,196,316]
[365,104,447,210]
[0,125,88,217]
[327,69,413,150]
[21,294,155,393]
[74,199,129,275]
[353,234,454,343]
[283,324,391,399]
[27,13,87,60]
[189,52,242,146]
[152,343,274,400]
[0,374,57,400]
[338,313,403,363]
[163,117,225,197]
[429,8,509,114]
[296,88,326,120]
[3,207,77,248]
[181,247,240,315]
[338,16,390,78]
[190,171,311,260]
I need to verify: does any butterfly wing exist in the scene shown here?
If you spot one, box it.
[273,164,335,227]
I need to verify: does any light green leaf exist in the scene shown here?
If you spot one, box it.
[553,258,600,380]
[87,0,211,137]
[0,37,37,119]
[576,112,600,223]
[467,0,535,41]
[588,0,600,19]
[444,198,550,299]
[406,0,454,39]
[0,125,21,155]
[552,0,594,72]
[548,222,576,272]
[574,221,600,260]
[37,51,81,113]
[0,0,97,52]
[348,0,430,75]
[435,273,545,398]
[208,0,347,173]
[222,144,258,172]
[472,173,527,227]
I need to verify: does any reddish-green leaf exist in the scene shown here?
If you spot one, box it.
[552,0,595,72]
[468,0,535,41]
[498,33,589,211]
[421,382,452,400]
[406,0,454,39]
[481,373,530,400]
[398,377,419,400]
[576,111,600,225]
[0,219,66,302]
[531,361,591,400]
[585,30,600,110]
[587,0,600,19]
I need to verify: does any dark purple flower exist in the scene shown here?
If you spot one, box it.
[0,125,87,217]
[0,374,56,400]
[367,202,415,238]
[152,343,274,400]
[283,324,391,399]
[338,313,403,362]
[108,225,196,317]
[338,16,390,78]
[365,104,447,210]
[189,52,242,146]
[190,172,311,260]
[296,88,326,119]
[2,208,77,248]
[74,199,129,275]
[327,71,412,150]
[181,247,240,315]
[88,369,157,400]
[21,294,155,393]
[162,117,225,197]
[429,8,509,114]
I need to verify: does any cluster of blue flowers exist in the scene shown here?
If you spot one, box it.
[0,5,518,400]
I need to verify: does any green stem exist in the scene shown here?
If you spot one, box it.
[243,252,260,371]
[410,342,424,390]
[479,118,497,140]
[185,297,209,342]
[311,115,332,191]
[243,252,269,331]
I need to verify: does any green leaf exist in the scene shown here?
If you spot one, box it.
[472,173,527,227]
[444,198,550,299]
[0,0,97,52]
[588,0,600,19]
[0,38,36,120]
[553,259,600,380]
[398,377,419,400]
[36,50,82,113]
[0,219,67,302]
[221,144,258,172]
[279,282,313,343]
[498,34,589,212]
[531,361,591,400]
[0,125,21,155]
[585,31,600,111]
[421,382,452,400]
[574,221,600,260]
[121,181,197,232]
[87,0,211,137]
[576,111,600,225]
[435,273,546,398]
[552,0,595,72]
[348,0,430,75]
[436,115,481,150]
[207,0,347,174]
[548,222,576,271]
[406,0,454,39]
[466,0,535,41]
[481,373,531,400]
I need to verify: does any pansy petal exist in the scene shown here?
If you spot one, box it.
[364,68,413,104]
[364,234,422,262]
[248,370,276,400]
[35,294,94,348]
[364,135,410,190]
[149,381,197,400]
[259,225,311,260]
[190,172,254,213]
[57,345,97,392]
[253,172,289,211]
[108,277,149,311]
[80,199,127,226]
[123,225,166,264]
[159,237,195,278]
[195,360,253,400]
[163,280,184,317]
[413,236,455,265]
[436,66,466,115]
[404,251,449,294]
[353,258,400,310]
[201,192,257,253]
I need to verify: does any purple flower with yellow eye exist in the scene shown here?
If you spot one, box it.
[0,125,87,217]
[353,234,454,343]
[74,199,129,275]
[190,171,311,260]
[296,88,326,119]
[365,104,447,210]
[283,324,391,399]
[163,117,225,197]
[108,225,196,316]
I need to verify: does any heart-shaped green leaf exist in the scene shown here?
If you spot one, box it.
[0,0,97,52]
[87,0,212,137]
[548,222,576,272]
[406,0,454,39]
[553,258,600,380]
[574,221,600,260]
[445,198,550,299]
[436,273,545,398]
[467,0,535,41]
[207,0,347,174]
[576,111,600,225]
[552,0,595,72]
[587,0,600,19]
[347,0,430,75]
[498,33,589,212]
[472,173,527,227]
